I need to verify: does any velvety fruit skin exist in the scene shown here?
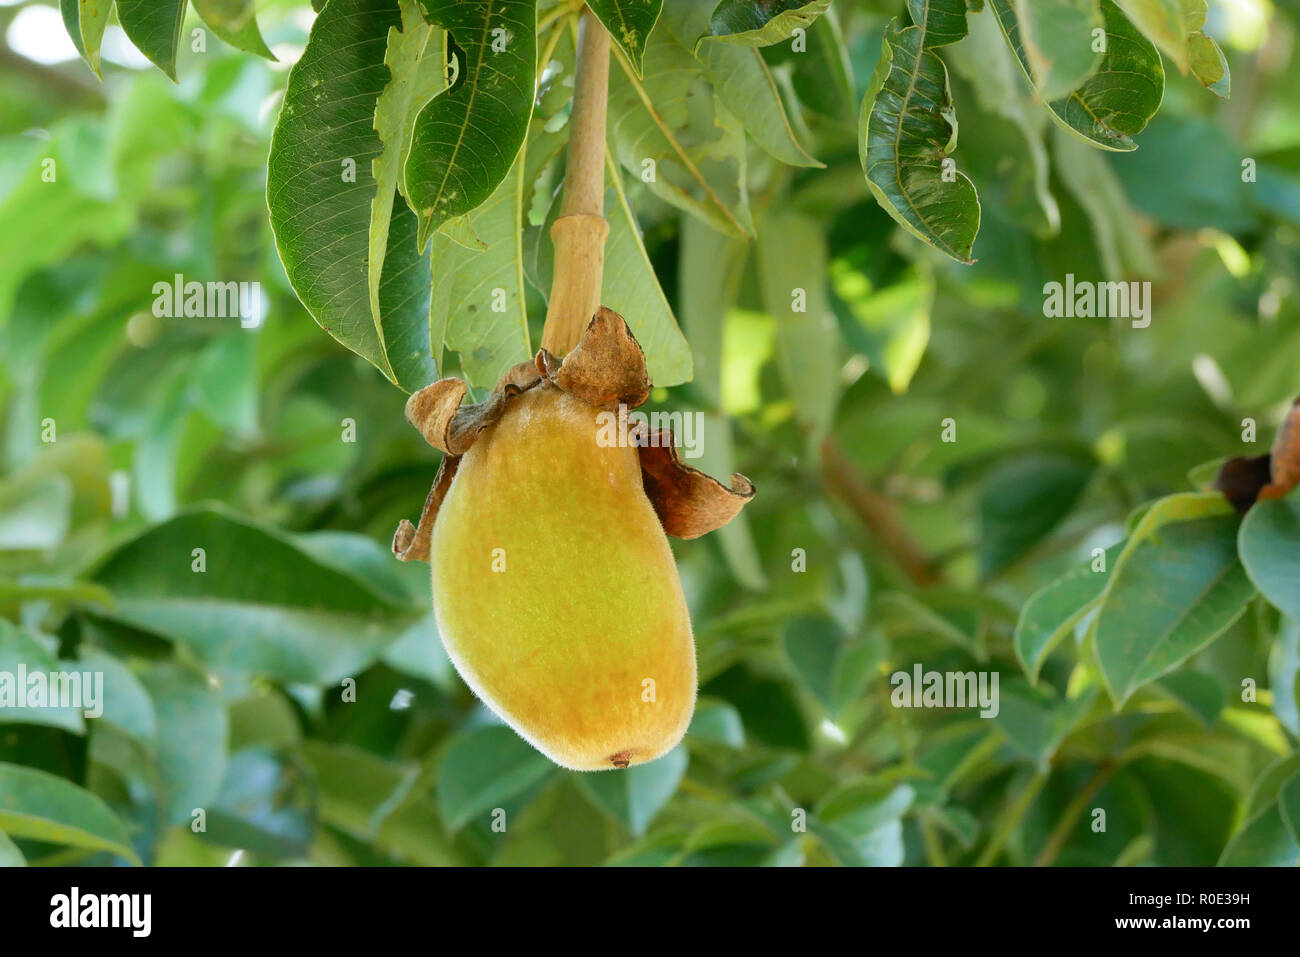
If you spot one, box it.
[431,385,696,770]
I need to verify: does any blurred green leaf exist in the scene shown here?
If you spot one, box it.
[93,509,416,684]
[1097,515,1255,704]
[1014,544,1118,682]
[436,725,555,833]
[0,762,139,864]
[142,663,229,826]
[1239,490,1300,621]
[580,745,687,836]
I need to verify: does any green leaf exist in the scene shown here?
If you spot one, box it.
[1239,489,1300,621]
[908,0,982,48]
[1269,616,1300,737]
[945,11,1060,238]
[0,763,139,864]
[784,9,854,124]
[428,147,532,389]
[687,698,746,747]
[608,7,753,237]
[1116,0,1229,96]
[371,0,444,357]
[142,663,229,825]
[60,0,113,78]
[859,17,981,264]
[697,40,821,168]
[993,681,1099,770]
[267,0,439,392]
[116,0,188,81]
[205,747,313,857]
[0,828,23,866]
[436,725,555,832]
[192,0,276,59]
[989,0,1165,152]
[588,0,664,73]
[92,508,415,684]
[977,451,1095,579]
[1280,774,1300,846]
[1014,545,1120,683]
[703,0,832,47]
[303,741,461,864]
[678,216,764,587]
[1096,515,1256,704]
[1052,126,1160,278]
[1155,668,1224,727]
[1218,800,1300,865]
[1011,0,1104,101]
[405,0,538,242]
[756,209,840,445]
[781,614,843,710]
[0,621,84,733]
[79,646,158,746]
[579,745,687,836]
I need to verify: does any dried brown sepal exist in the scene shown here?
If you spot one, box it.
[393,455,460,562]
[395,307,755,560]
[550,307,652,409]
[1212,397,1300,513]
[638,429,755,540]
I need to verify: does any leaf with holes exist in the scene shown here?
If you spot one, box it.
[859,14,981,264]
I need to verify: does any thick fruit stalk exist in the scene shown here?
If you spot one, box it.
[432,386,695,770]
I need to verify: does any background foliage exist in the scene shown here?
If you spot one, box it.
[2,0,1300,866]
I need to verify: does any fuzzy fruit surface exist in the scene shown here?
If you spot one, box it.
[431,385,696,770]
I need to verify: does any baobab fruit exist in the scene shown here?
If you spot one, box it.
[393,309,754,771]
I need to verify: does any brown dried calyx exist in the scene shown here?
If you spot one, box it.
[1212,397,1300,514]
[393,307,754,563]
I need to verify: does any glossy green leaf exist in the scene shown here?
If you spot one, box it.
[142,663,229,825]
[92,508,415,684]
[268,0,439,392]
[192,0,276,60]
[1238,490,1300,621]
[860,15,981,264]
[116,0,188,81]
[1012,0,1104,101]
[587,0,664,73]
[436,725,555,832]
[704,0,831,47]
[405,0,537,242]
[60,0,113,77]
[990,0,1165,152]
[1097,515,1256,704]
[1014,545,1119,683]
[0,763,139,864]
[580,745,687,836]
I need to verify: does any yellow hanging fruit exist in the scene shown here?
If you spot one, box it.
[394,309,754,770]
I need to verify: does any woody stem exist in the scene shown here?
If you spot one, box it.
[540,6,611,356]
